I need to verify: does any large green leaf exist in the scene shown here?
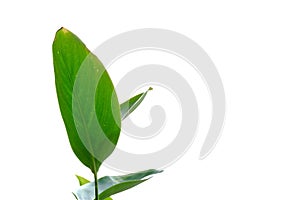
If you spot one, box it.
[73,169,162,200]
[52,27,121,173]
[120,87,153,120]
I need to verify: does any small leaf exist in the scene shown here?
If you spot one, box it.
[76,175,90,186]
[74,169,162,200]
[120,87,153,120]
[104,198,113,200]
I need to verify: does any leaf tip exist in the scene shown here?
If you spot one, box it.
[148,87,153,91]
[55,27,70,39]
[154,169,164,174]
[58,27,69,33]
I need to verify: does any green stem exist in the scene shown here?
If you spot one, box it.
[94,172,99,200]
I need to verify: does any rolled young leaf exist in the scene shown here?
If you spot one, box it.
[73,169,163,200]
[52,27,121,173]
[120,87,153,120]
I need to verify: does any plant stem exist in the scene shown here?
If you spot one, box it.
[94,172,99,200]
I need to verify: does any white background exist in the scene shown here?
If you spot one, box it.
[1,0,300,199]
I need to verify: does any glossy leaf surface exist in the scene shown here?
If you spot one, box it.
[73,169,162,200]
[52,28,121,173]
[75,176,113,200]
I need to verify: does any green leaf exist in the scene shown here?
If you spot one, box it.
[73,169,163,200]
[52,27,121,173]
[120,87,153,120]
[75,175,113,200]
[75,175,114,200]
[76,175,90,186]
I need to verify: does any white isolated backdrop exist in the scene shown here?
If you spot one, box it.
[0,0,300,199]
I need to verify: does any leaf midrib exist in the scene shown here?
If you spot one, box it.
[60,51,98,173]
